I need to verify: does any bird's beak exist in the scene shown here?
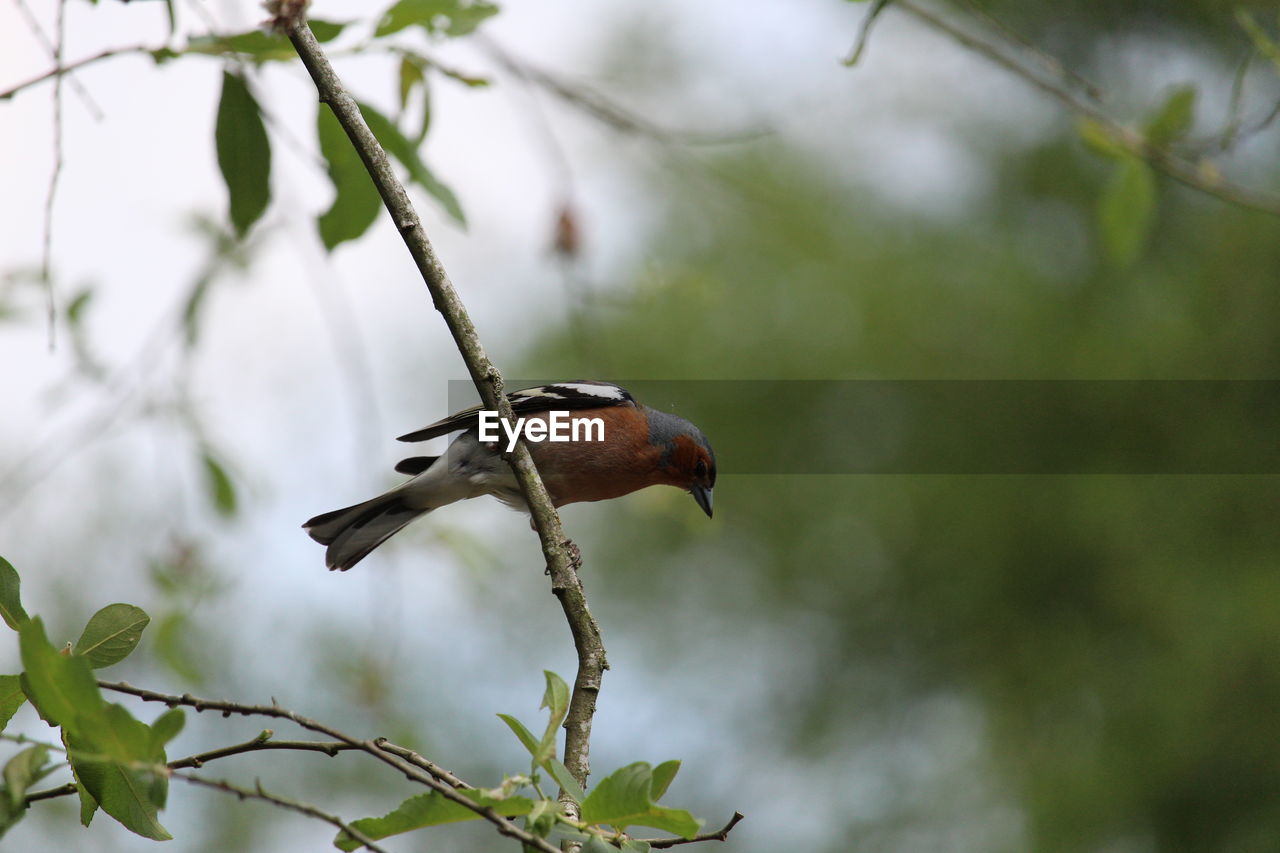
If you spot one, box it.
[691,485,714,518]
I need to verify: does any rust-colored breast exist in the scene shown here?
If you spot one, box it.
[524,405,669,506]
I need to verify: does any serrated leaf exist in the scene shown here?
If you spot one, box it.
[215,71,272,238]
[358,102,465,225]
[1098,156,1156,266]
[545,757,585,804]
[0,557,29,630]
[649,760,679,801]
[334,788,534,851]
[580,763,701,838]
[0,676,25,731]
[201,451,237,517]
[74,604,150,669]
[1145,85,1196,147]
[497,713,541,757]
[67,703,171,840]
[375,0,499,38]
[19,617,103,730]
[316,106,382,250]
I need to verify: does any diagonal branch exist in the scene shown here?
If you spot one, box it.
[273,9,608,808]
[172,771,389,853]
[892,0,1280,218]
[638,811,746,848]
[99,680,561,853]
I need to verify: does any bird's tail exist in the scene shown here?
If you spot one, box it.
[303,489,428,572]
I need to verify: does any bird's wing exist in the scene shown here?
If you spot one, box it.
[396,382,635,443]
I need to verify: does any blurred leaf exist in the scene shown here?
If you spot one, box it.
[375,0,499,38]
[398,54,426,113]
[1097,156,1156,266]
[215,71,272,238]
[73,604,150,669]
[19,617,103,730]
[0,676,25,731]
[186,20,346,63]
[1236,10,1280,72]
[545,757,585,804]
[0,558,29,630]
[149,708,185,750]
[1076,117,1127,160]
[580,763,700,837]
[497,712,541,757]
[65,288,93,327]
[1145,85,1197,147]
[201,451,238,517]
[0,744,52,838]
[649,760,680,801]
[334,788,534,851]
[154,612,203,684]
[359,101,466,225]
[67,703,171,840]
[316,107,382,250]
[621,841,652,853]
[582,837,618,853]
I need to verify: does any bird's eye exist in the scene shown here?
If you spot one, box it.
[695,460,707,478]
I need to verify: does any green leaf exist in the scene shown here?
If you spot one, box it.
[398,55,426,113]
[201,450,237,517]
[649,760,680,801]
[375,0,499,38]
[545,757,585,804]
[77,779,98,827]
[65,288,93,326]
[358,102,466,225]
[19,617,103,730]
[580,763,701,838]
[497,713,541,757]
[316,106,382,250]
[154,612,203,684]
[3,745,50,811]
[334,788,534,851]
[74,604,150,669]
[1076,117,1127,161]
[621,841,652,853]
[186,20,347,63]
[149,708,185,750]
[0,676,26,731]
[1145,85,1196,147]
[67,703,171,840]
[539,671,570,737]
[582,836,619,853]
[0,557,30,630]
[1236,10,1280,72]
[215,71,272,238]
[1098,156,1156,266]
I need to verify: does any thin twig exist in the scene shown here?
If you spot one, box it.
[371,737,468,789]
[893,0,1280,218]
[274,11,609,812]
[480,36,768,147]
[41,0,68,349]
[0,45,156,103]
[171,771,389,853]
[638,812,745,848]
[24,782,78,804]
[98,680,560,853]
[12,0,104,118]
[168,731,356,769]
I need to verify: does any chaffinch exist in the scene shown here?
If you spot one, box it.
[303,381,717,571]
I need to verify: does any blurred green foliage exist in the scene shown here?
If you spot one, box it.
[525,104,1280,851]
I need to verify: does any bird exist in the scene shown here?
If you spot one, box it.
[303,381,716,571]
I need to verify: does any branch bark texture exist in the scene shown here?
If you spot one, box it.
[278,16,606,801]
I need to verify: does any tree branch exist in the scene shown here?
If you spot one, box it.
[99,680,561,853]
[0,46,155,103]
[893,0,1280,217]
[168,730,357,769]
[171,770,389,853]
[638,812,745,848]
[273,10,608,805]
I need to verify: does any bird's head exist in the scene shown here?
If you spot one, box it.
[645,408,717,518]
